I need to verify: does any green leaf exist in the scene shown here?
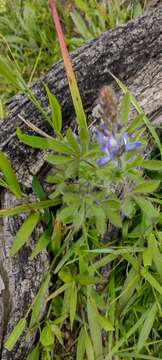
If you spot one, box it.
[46,283,70,302]
[40,325,54,347]
[59,204,78,224]
[133,1,142,17]
[118,268,139,311]
[134,196,159,219]
[5,319,26,351]
[29,230,50,260]
[131,180,160,194]
[85,330,95,360]
[58,267,72,283]
[0,55,23,91]
[32,176,47,200]
[143,247,152,267]
[45,154,73,166]
[44,84,62,133]
[97,314,114,331]
[73,203,85,232]
[70,281,77,330]
[77,327,86,360]
[117,352,160,359]
[32,176,50,224]
[64,192,81,204]
[17,128,73,154]
[122,197,136,219]
[148,233,162,280]
[141,159,162,171]
[50,323,63,345]
[79,126,89,155]
[26,345,40,360]
[107,209,122,227]
[10,212,40,256]
[105,313,146,360]
[127,114,144,133]
[0,198,61,217]
[74,274,104,285]
[70,10,92,41]
[87,295,102,357]
[119,92,130,125]
[141,267,162,295]
[0,151,22,198]
[66,129,81,154]
[136,303,157,352]
[29,273,51,329]
[93,206,107,235]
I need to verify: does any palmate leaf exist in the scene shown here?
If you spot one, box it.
[10,212,40,256]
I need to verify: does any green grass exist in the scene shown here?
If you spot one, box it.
[0,0,142,109]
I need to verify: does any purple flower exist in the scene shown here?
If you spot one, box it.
[97,155,111,166]
[123,132,141,152]
[96,128,141,167]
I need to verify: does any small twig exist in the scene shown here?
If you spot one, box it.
[18,114,54,140]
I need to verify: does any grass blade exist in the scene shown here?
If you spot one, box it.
[0,151,22,198]
[10,212,40,256]
[5,319,26,351]
[136,302,157,352]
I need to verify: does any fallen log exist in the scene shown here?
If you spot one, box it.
[0,4,162,359]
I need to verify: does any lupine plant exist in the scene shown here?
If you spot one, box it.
[0,1,162,360]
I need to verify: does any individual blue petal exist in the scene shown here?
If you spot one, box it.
[101,142,110,155]
[110,146,120,156]
[125,141,141,152]
[100,123,108,135]
[115,120,121,130]
[97,155,111,166]
[95,130,104,145]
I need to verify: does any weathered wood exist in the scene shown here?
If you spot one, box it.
[0,4,162,359]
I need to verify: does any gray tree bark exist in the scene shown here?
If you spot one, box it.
[0,4,162,359]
